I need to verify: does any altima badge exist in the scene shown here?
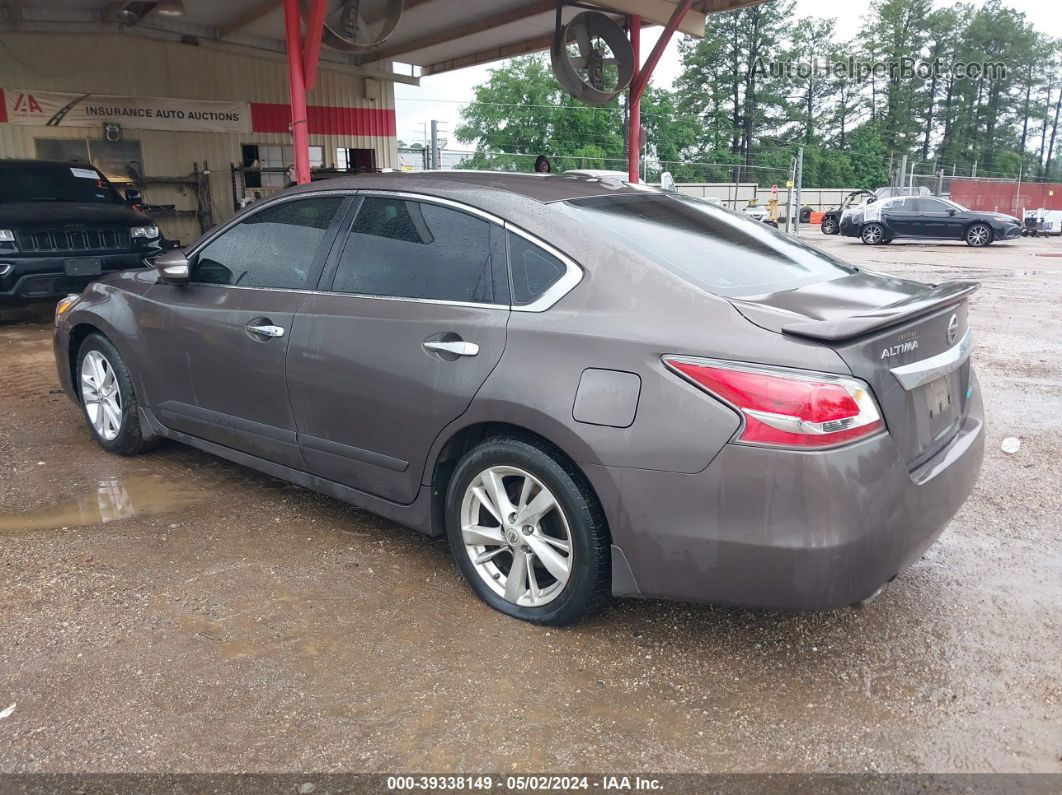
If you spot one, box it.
[880,340,919,359]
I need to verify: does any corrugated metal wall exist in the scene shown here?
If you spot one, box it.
[951,178,1062,216]
[0,32,398,243]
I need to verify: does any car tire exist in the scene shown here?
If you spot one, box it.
[861,223,886,245]
[445,435,610,625]
[821,218,838,235]
[76,333,156,456]
[965,222,993,247]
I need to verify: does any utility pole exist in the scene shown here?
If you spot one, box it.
[793,146,804,237]
[887,154,894,187]
[1015,163,1023,218]
[937,168,944,197]
[909,159,917,193]
[430,119,440,170]
[898,154,908,190]
[785,157,795,234]
[972,160,977,178]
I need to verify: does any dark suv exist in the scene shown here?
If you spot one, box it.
[0,159,163,304]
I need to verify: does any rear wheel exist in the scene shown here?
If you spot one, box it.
[76,334,155,456]
[820,217,838,235]
[966,222,993,247]
[861,223,886,245]
[445,436,610,625]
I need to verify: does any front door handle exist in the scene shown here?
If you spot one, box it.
[423,340,479,357]
[246,323,285,338]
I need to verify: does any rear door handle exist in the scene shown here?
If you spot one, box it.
[246,323,285,338]
[423,340,479,357]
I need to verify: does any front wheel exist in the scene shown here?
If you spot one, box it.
[966,223,993,247]
[821,217,838,235]
[861,223,886,245]
[77,334,156,455]
[445,436,610,625]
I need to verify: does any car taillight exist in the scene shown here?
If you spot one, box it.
[663,356,884,449]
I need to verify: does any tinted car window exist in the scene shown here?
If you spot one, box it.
[0,162,122,204]
[332,197,495,303]
[917,198,951,212]
[882,198,911,211]
[563,194,853,298]
[509,233,566,305]
[193,196,343,289]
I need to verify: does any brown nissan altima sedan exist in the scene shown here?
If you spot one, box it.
[53,172,985,625]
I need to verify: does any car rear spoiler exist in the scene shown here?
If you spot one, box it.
[781,280,980,342]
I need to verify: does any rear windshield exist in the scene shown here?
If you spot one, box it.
[0,163,123,204]
[563,194,855,298]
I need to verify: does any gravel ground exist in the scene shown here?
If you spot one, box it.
[0,234,1059,774]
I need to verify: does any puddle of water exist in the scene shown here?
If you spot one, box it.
[0,474,211,533]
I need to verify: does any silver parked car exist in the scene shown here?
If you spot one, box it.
[54,172,985,625]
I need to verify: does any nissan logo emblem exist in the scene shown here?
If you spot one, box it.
[946,314,959,345]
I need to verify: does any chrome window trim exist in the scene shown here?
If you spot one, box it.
[503,223,584,313]
[319,189,584,312]
[163,281,506,310]
[185,189,359,259]
[890,329,973,391]
[355,190,506,226]
[180,187,585,312]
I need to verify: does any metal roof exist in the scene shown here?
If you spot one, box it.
[10,1,769,79]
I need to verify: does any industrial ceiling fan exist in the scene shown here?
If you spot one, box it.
[550,11,635,106]
[304,0,404,52]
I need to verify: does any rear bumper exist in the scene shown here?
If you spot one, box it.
[0,253,147,303]
[586,379,985,609]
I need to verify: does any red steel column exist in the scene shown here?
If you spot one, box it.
[284,0,311,185]
[627,15,641,184]
[627,0,695,184]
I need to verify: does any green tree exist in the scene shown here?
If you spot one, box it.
[454,55,625,172]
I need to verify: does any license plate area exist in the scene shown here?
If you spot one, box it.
[925,375,953,420]
[65,257,102,276]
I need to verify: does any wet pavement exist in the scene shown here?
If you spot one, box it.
[0,234,1060,773]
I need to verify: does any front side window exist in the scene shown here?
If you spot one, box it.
[563,194,854,298]
[193,196,343,289]
[331,197,496,303]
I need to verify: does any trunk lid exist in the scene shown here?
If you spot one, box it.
[730,271,977,468]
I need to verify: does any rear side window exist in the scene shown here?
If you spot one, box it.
[331,197,495,303]
[917,198,950,212]
[193,196,343,289]
[563,194,853,298]
[508,233,566,305]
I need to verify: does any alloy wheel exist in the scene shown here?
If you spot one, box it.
[967,225,990,246]
[459,466,573,607]
[822,219,837,234]
[81,350,123,441]
[862,224,883,244]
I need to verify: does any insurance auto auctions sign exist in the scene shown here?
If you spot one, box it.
[0,88,251,133]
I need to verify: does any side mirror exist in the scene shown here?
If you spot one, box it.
[947,209,957,216]
[124,188,142,206]
[153,249,190,285]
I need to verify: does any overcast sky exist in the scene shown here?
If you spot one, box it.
[394,0,1062,148]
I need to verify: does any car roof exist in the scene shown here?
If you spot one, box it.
[295,170,651,205]
[1,158,98,169]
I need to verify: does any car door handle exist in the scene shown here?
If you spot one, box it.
[246,323,285,338]
[423,340,479,357]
